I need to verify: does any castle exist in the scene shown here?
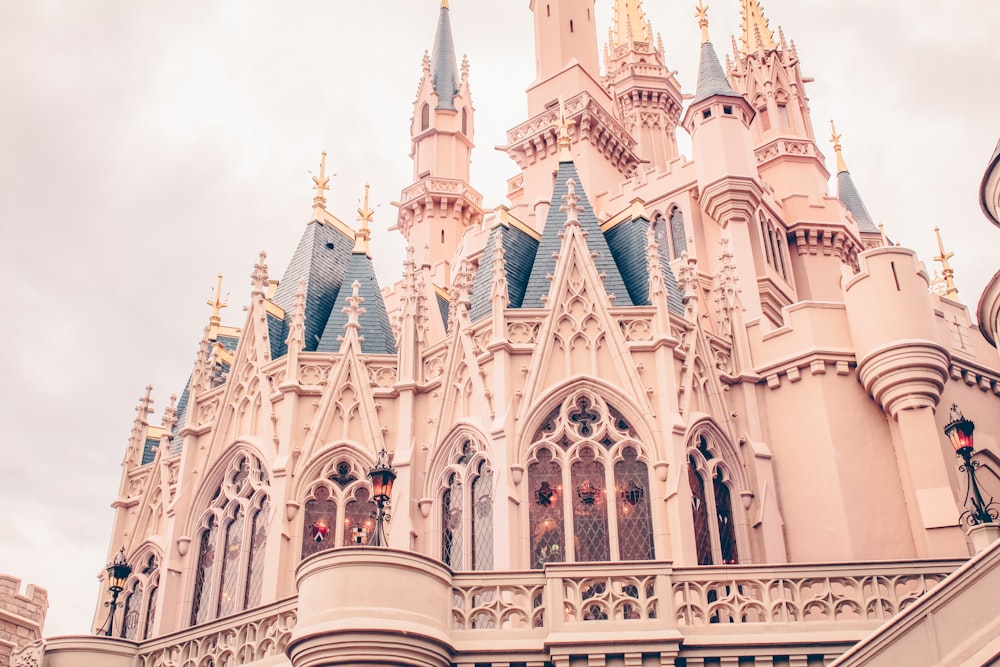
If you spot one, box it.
[19,1,1000,666]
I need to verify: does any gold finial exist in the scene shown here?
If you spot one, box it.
[878,223,888,248]
[207,274,227,329]
[612,0,651,47]
[552,97,576,161]
[741,0,776,53]
[312,151,330,210]
[441,0,448,7]
[829,120,848,173]
[696,0,710,44]
[932,226,959,299]
[354,183,374,257]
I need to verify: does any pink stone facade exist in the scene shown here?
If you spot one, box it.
[0,576,47,667]
[34,1,1000,666]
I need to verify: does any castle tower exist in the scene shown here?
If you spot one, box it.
[728,0,829,200]
[831,122,884,249]
[604,0,683,170]
[394,1,483,288]
[681,2,763,318]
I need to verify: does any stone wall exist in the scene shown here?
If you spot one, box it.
[0,576,48,667]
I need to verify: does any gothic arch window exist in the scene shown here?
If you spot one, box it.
[116,553,160,640]
[461,107,468,135]
[686,431,749,565]
[301,457,377,558]
[190,454,270,626]
[439,440,494,571]
[669,207,687,259]
[758,212,790,282]
[421,103,430,131]
[527,392,654,568]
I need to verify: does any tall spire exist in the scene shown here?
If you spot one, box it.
[312,151,331,210]
[206,273,227,331]
[696,0,710,44]
[933,227,959,299]
[430,0,460,110]
[831,123,880,234]
[553,97,575,162]
[691,1,738,103]
[612,0,651,47]
[741,0,776,53]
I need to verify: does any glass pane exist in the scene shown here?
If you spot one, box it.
[471,465,494,571]
[190,518,217,626]
[670,208,687,259]
[688,458,713,565]
[442,478,464,569]
[528,449,565,569]
[217,509,245,617]
[571,447,610,562]
[302,487,337,560]
[244,499,269,609]
[615,447,654,561]
[143,584,158,640]
[714,471,739,565]
[344,486,375,546]
[121,582,142,639]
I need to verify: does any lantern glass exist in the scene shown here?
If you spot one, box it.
[944,405,975,454]
[370,468,396,500]
[106,549,132,592]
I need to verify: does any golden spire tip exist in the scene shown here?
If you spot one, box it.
[312,150,331,210]
[932,226,959,299]
[553,97,575,161]
[355,183,374,257]
[829,120,848,174]
[696,0,710,44]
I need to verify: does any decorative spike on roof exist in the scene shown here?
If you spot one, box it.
[831,126,880,235]
[741,0,777,53]
[552,96,576,161]
[312,151,331,210]
[613,0,652,47]
[696,0,710,44]
[206,273,227,330]
[829,120,848,174]
[933,227,959,299]
[354,183,374,257]
[692,10,738,104]
[251,251,269,294]
[430,0,461,110]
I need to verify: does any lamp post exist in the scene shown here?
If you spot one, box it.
[944,404,998,526]
[367,448,397,547]
[101,547,132,637]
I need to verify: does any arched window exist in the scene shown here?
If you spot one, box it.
[461,107,468,135]
[687,432,746,565]
[439,440,494,571]
[669,207,687,259]
[190,455,270,626]
[421,103,430,131]
[301,457,376,558]
[116,553,160,640]
[527,392,654,568]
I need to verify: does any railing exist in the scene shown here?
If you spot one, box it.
[136,597,296,667]
[451,559,961,634]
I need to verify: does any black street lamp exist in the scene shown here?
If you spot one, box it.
[367,449,397,547]
[100,547,132,637]
[944,404,998,526]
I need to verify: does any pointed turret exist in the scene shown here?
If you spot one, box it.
[318,185,396,355]
[604,0,683,169]
[395,2,482,289]
[830,121,880,237]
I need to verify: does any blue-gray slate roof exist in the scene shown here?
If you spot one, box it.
[141,436,159,466]
[317,252,396,355]
[837,171,880,234]
[692,41,738,104]
[437,292,450,331]
[271,220,354,353]
[431,4,460,111]
[605,216,684,315]
[470,223,540,322]
[522,161,633,309]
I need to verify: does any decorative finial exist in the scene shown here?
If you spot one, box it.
[441,0,448,7]
[829,120,848,174]
[696,0,710,44]
[612,0,651,47]
[207,274,227,329]
[878,223,888,248]
[312,151,331,210]
[933,227,959,299]
[251,251,269,293]
[560,179,582,227]
[552,97,576,161]
[421,50,431,75]
[354,183,374,257]
[740,0,776,54]
[344,280,366,332]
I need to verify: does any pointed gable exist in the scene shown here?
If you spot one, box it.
[470,221,539,321]
[317,253,396,355]
[270,220,354,354]
[521,161,633,309]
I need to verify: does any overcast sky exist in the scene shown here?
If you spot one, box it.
[1,0,998,637]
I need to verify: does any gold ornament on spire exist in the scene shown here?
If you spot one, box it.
[441,0,448,7]
[741,0,776,53]
[553,97,576,161]
[312,151,331,210]
[354,183,374,257]
[207,274,228,330]
[829,120,848,174]
[613,0,651,47]
[932,226,959,299]
[695,0,710,44]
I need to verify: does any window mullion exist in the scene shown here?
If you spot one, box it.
[562,456,576,564]
[604,454,621,561]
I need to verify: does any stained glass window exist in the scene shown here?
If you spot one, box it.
[120,580,142,639]
[688,456,713,565]
[715,470,739,564]
[442,477,463,569]
[687,429,747,566]
[143,583,158,640]
[471,463,494,571]
[529,448,565,568]
[188,454,270,627]
[527,393,655,567]
[670,207,687,259]
[302,486,337,559]
[343,486,376,546]
[615,446,654,561]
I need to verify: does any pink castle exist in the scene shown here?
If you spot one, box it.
[23,2,1000,666]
